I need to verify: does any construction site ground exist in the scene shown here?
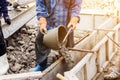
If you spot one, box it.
[1,0,120,80]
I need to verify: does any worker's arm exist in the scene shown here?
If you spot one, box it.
[36,0,48,34]
[68,0,82,30]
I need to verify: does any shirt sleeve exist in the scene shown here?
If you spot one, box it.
[71,0,82,22]
[36,0,49,20]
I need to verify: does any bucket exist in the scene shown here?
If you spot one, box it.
[43,25,67,50]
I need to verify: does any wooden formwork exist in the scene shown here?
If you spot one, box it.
[0,13,117,80]
[63,20,120,80]
[78,9,112,30]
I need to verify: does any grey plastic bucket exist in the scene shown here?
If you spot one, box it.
[43,25,67,50]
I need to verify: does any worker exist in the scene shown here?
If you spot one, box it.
[12,0,35,9]
[0,0,11,75]
[30,0,82,71]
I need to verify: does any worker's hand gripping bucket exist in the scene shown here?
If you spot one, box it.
[43,25,67,50]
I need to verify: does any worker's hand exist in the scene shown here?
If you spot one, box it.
[67,16,79,30]
[3,13,11,25]
[40,23,47,34]
[39,17,47,34]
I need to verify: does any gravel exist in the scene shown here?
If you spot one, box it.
[6,25,37,74]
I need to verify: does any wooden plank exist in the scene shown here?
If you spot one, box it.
[106,40,109,61]
[86,53,97,80]
[97,43,106,72]
[95,16,110,28]
[77,15,116,30]
[64,72,79,80]
[117,28,120,42]
[80,9,109,16]
[108,34,114,60]
[0,72,44,80]
[70,53,92,73]
[92,14,95,29]
[76,67,85,80]
[92,35,108,52]
[75,28,115,32]
[77,15,93,29]
[115,28,119,51]
[56,73,68,80]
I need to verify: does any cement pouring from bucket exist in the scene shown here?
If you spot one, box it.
[59,27,75,69]
[43,25,67,50]
[43,25,74,69]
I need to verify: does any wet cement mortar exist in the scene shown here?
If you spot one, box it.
[5,24,90,74]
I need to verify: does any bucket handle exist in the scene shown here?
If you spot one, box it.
[62,27,72,45]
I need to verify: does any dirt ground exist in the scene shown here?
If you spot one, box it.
[6,25,37,74]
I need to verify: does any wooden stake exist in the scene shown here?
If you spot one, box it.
[56,73,67,80]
